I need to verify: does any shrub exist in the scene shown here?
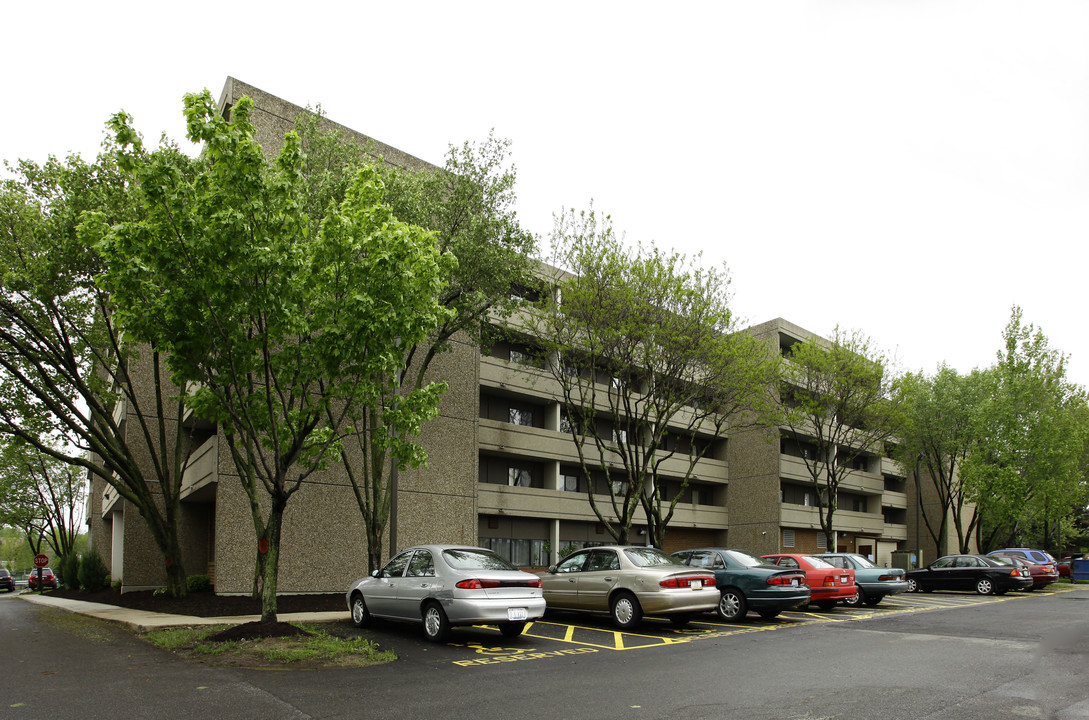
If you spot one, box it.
[77,550,110,592]
[57,554,81,591]
[187,575,212,593]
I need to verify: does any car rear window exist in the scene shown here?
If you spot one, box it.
[443,549,517,571]
[624,548,680,567]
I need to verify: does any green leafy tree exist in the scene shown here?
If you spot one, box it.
[93,91,454,622]
[893,366,993,554]
[0,150,195,595]
[0,437,84,559]
[782,328,901,552]
[527,208,781,548]
[963,307,1089,554]
[292,115,537,571]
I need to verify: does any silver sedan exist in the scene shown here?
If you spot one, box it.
[538,545,719,629]
[346,545,546,642]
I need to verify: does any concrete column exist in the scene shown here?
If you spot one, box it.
[546,459,561,491]
[550,519,561,566]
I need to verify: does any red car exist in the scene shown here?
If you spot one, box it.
[990,553,1058,590]
[763,553,857,610]
[27,568,57,590]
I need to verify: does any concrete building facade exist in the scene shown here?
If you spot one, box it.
[87,79,923,594]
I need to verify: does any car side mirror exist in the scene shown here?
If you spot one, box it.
[370,570,379,578]
[548,564,558,573]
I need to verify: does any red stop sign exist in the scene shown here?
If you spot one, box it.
[34,554,48,568]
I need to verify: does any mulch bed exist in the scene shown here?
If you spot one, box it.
[44,587,346,618]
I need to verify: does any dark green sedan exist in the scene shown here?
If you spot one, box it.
[672,548,811,621]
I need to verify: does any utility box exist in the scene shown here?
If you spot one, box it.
[891,550,922,571]
[1072,558,1089,582]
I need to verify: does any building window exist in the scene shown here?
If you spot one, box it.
[562,474,580,492]
[560,411,574,434]
[508,468,532,487]
[611,479,629,495]
[817,533,827,550]
[509,408,534,427]
[613,428,628,444]
[783,529,795,547]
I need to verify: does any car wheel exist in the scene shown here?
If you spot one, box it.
[757,610,780,620]
[610,591,643,630]
[422,602,450,643]
[816,600,838,611]
[975,578,994,595]
[669,614,691,629]
[843,589,864,608]
[907,578,919,593]
[863,595,883,607]
[349,593,370,628]
[717,589,748,622]
[499,622,526,638]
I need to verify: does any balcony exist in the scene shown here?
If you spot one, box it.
[779,504,886,536]
[478,419,728,484]
[478,484,728,529]
[181,435,218,502]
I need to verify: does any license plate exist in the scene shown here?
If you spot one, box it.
[840,575,849,584]
[792,579,799,587]
[690,580,703,590]
[507,608,528,621]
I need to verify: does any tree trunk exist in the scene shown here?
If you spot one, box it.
[257,499,286,624]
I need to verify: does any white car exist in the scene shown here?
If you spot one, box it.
[346,545,546,642]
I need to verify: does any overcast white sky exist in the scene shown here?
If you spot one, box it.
[5,2,1088,384]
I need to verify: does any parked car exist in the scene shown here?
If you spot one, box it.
[0,569,14,592]
[539,546,719,629]
[815,553,909,607]
[346,545,546,643]
[988,552,1058,590]
[905,554,1033,595]
[762,553,857,610]
[987,548,1056,565]
[27,568,57,590]
[672,548,810,621]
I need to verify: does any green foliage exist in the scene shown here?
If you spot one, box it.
[529,207,781,547]
[92,90,456,621]
[56,553,81,591]
[893,366,993,554]
[782,327,901,552]
[186,574,212,593]
[76,550,110,592]
[962,307,1089,554]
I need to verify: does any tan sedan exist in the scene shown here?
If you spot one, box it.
[538,546,719,629]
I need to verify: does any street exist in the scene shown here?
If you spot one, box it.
[2,586,1088,719]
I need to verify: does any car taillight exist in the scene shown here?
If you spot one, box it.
[767,574,803,586]
[659,575,715,588]
[456,577,542,589]
[878,574,901,581]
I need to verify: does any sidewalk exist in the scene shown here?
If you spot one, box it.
[19,592,346,632]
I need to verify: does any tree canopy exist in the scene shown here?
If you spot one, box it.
[91,91,455,622]
[527,208,781,549]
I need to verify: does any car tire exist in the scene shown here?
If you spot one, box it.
[975,578,994,595]
[717,589,748,622]
[843,589,864,608]
[610,591,643,630]
[499,622,526,638]
[863,595,883,607]
[350,593,371,628]
[907,578,919,593]
[669,614,692,629]
[816,600,838,611]
[757,610,780,620]
[422,602,450,643]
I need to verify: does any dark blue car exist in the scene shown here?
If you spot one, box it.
[672,548,811,621]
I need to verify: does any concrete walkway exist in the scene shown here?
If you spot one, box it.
[19,592,346,631]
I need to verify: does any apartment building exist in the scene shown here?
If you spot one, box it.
[86,79,914,594]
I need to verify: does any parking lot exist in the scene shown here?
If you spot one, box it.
[428,584,1078,667]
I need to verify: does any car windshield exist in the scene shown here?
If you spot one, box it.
[847,554,878,569]
[624,547,681,567]
[723,550,766,567]
[1027,551,1055,563]
[443,549,518,571]
[804,556,835,569]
